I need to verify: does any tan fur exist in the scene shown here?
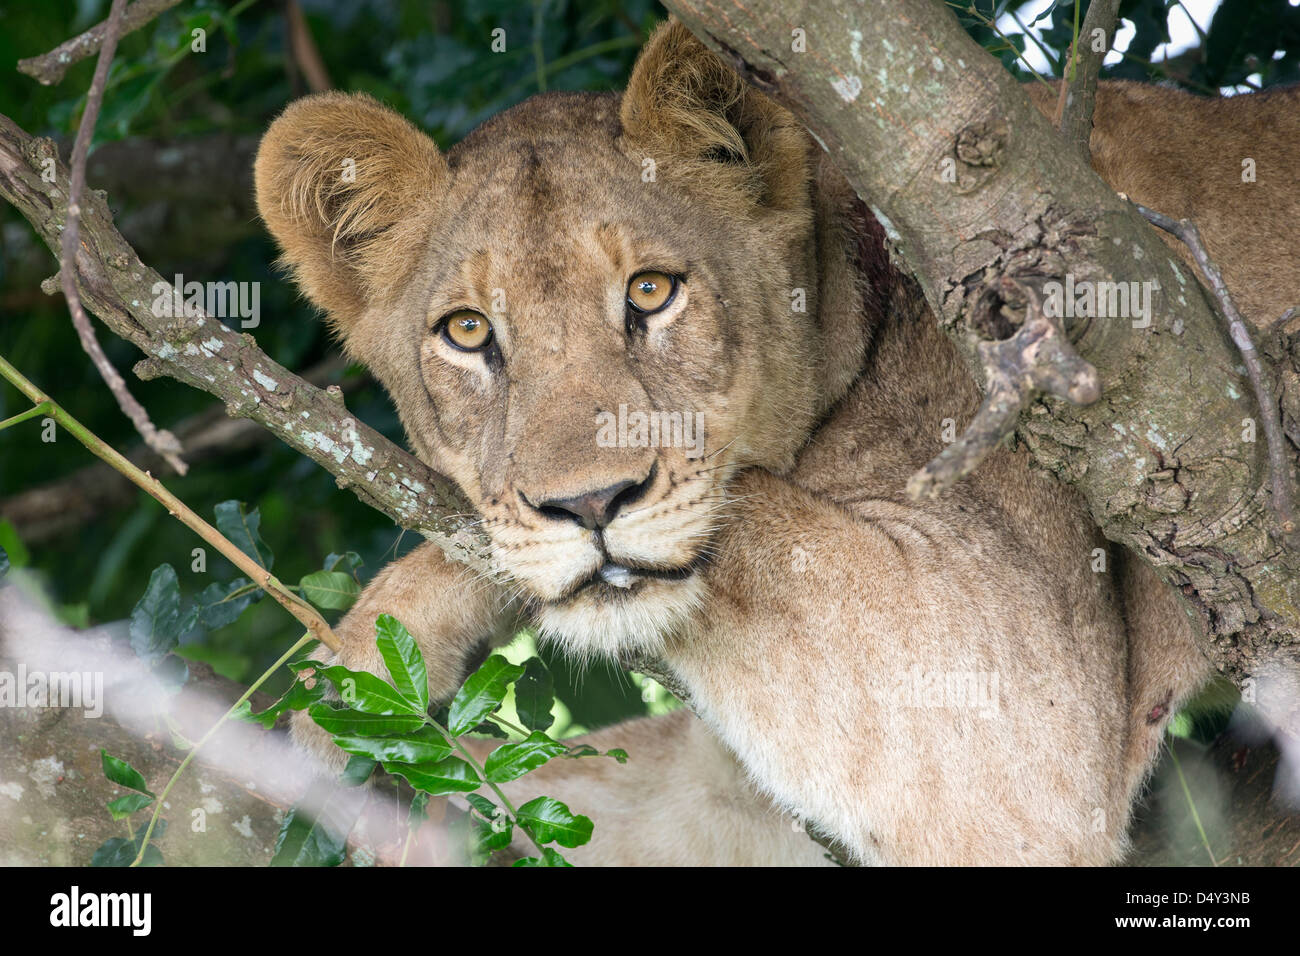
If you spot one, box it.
[255,23,1300,864]
[1024,80,1300,326]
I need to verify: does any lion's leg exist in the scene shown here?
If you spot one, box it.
[461,708,833,866]
[1115,550,1212,808]
[664,467,1134,866]
[286,542,828,866]
[290,541,515,773]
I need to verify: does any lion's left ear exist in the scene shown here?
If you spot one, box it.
[620,20,810,212]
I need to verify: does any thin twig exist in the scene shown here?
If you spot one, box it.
[17,0,183,86]
[1166,741,1218,867]
[59,0,188,475]
[130,633,315,866]
[1057,0,1121,158]
[1136,203,1297,542]
[0,352,338,652]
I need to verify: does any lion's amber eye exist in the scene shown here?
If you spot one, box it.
[441,310,493,351]
[627,271,677,313]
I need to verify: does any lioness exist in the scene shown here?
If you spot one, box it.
[254,21,1297,864]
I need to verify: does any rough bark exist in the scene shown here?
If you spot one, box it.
[0,114,495,577]
[662,0,1300,735]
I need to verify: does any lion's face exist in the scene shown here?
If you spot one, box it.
[256,24,862,655]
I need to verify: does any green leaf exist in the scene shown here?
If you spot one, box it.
[106,792,154,820]
[235,679,325,729]
[382,756,481,795]
[90,837,135,867]
[408,791,431,829]
[214,500,274,570]
[299,570,361,610]
[0,520,28,569]
[606,748,629,764]
[448,654,525,736]
[313,666,424,716]
[90,837,162,867]
[307,703,427,737]
[465,794,513,855]
[196,577,258,629]
[339,754,377,787]
[484,731,566,783]
[516,796,593,848]
[151,654,189,693]
[513,848,572,867]
[100,751,153,795]
[323,551,363,574]
[375,615,428,712]
[129,564,198,662]
[471,812,514,853]
[514,657,555,733]
[91,821,165,867]
[331,726,452,764]
[270,805,346,867]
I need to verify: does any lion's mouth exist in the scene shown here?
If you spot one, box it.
[564,554,706,601]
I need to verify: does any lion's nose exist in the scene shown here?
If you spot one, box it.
[525,469,655,530]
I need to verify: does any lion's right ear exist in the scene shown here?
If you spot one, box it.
[254,92,447,329]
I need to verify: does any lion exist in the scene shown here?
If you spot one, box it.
[254,21,1297,864]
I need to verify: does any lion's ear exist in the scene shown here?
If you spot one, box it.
[620,20,809,212]
[254,92,447,329]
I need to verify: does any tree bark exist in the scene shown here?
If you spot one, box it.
[661,0,1300,736]
[0,114,495,577]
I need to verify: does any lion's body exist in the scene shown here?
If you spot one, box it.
[255,22,1297,864]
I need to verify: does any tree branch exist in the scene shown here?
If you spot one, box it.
[1057,0,1120,157]
[662,0,1300,736]
[59,0,188,476]
[16,0,184,86]
[0,111,495,577]
[1136,203,1297,544]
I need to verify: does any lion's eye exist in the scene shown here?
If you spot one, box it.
[627,271,677,313]
[440,310,493,351]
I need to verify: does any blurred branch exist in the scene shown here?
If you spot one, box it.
[286,0,333,93]
[17,0,184,86]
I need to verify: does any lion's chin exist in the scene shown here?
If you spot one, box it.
[532,572,707,662]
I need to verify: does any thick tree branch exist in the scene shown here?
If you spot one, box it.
[662,0,1300,736]
[0,112,495,577]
